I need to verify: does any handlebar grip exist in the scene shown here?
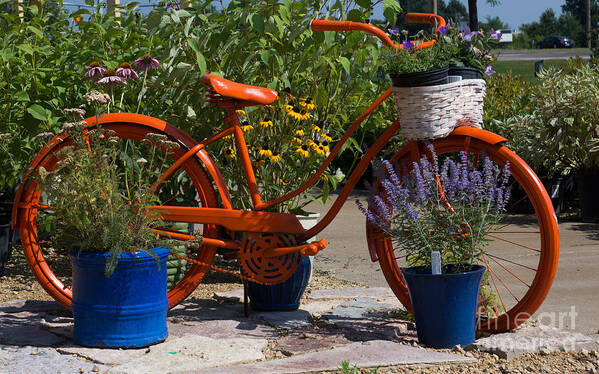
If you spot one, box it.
[405,12,446,29]
[311,20,353,31]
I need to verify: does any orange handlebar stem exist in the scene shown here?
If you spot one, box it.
[311,13,446,50]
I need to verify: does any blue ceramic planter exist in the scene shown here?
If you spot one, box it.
[70,247,169,348]
[248,256,311,311]
[402,264,485,349]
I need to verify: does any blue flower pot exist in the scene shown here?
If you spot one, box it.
[248,256,311,311]
[69,247,169,348]
[402,264,485,349]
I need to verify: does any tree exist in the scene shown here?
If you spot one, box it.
[468,0,499,30]
[520,8,585,47]
[562,0,599,47]
[479,16,508,31]
[439,0,468,23]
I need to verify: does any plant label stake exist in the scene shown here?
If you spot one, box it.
[431,251,441,275]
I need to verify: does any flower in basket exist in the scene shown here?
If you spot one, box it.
[437,23,501,76]
[214,91,344,214]
[382,32,449,77]
[357,145,511,272]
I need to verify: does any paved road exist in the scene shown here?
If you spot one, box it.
[496,50,591,61]
[307,192,599,338]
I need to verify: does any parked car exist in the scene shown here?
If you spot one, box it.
[538,36,574,49]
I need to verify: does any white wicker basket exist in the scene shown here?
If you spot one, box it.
[392,79,486,140]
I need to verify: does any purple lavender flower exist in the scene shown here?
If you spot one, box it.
[97,69,126,89]
[411,162,427,202]
[84,62,106,82]
[116,62,139,81]
[490,28,502,41]
[438,26,448,35]
[484,65,496,76]
[406,202,418,221]
[402,40,415,51]
[390,27,399,34]
[133,54,160,72]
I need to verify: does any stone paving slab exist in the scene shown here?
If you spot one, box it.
[200,340,476,374]
[0,325,66,346]
[0,345,107,374]
[249,309,312,330]
[167,319,278,340]
[308,287,396,300]
[108,335,268,374]
[0,299,66,314]
[468,325,599,360]
[57,345,148,366]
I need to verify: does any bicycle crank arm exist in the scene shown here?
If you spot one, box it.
[262,239,328,258]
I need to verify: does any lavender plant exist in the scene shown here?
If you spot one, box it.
[358,145,511,273]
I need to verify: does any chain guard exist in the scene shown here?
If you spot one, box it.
[238,232,300,285]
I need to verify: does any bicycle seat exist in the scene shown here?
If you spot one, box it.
[200,75,278,106]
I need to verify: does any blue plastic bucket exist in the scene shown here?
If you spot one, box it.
[248,256,311,311]
[402,264,485,348]
[70,247,169,348]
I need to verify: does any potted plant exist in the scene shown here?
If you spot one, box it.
[32,100,181,347]
[438,23,501,79]
[383,30,449,87]
[216,90,343,311]
[357,145,511,348]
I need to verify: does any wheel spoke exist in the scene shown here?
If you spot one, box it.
[485,253,538,272]
[487,234,542,253]
[485,253,531,288]
[484,255,520,303]
[482,255,508,312]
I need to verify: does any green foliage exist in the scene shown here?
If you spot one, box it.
[1,0,398,207]
[383,40,448,76]
[483,71,534,132]
[517,63,599,176]
[339,361,378,374]
[519,8,585,48]
[437,23,499,72]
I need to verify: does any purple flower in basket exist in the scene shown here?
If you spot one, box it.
[490,28,502,41]
[402,40,415,51]
[484,65,496,76]
[390,27,399,34]
[438,26,448,35]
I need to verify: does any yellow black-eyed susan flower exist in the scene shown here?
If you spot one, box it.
[254,159,265,167]
[270,152,281,162]
[259,118,274,128]
[299,97,316,110]
[258,146,273,158]
[279,178,287,185]
[313,141,325,155]
[320,174,328,181]
[224,147,236,159]
[295,129,305,136]
[310,123,321,132]
[322,140,330,153]
[296,144,310,158]
[283,87,296,100]
[306,140,317,150]
[236,109,246,116]
[286,106,310,121]
[291,136,302,144]
[322,133,333,142]
[241,120,254,132]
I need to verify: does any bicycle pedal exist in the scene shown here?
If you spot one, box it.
[299,239,327,257]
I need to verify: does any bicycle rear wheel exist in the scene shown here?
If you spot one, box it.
[17,114,220,310]
[367,135,559,333]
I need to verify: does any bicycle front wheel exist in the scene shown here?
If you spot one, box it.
[367,135,559,333]
[17,114,220,310]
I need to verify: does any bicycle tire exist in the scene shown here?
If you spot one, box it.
[17,114,220,310]
[367,135,559,333]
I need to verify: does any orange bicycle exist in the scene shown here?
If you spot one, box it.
[12,13,559,333]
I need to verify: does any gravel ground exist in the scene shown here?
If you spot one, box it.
[2,244,598,374]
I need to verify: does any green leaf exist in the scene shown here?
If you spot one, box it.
[357,0,371,8]
[27,104,49,121]
[260,50,271,65]
[251,13,265,34]
[347,9,364,22]
[26,26,43,38]
[383,0,402,26]
[17,44,34,56]
[338,57,351,75]
[14,91,30,102]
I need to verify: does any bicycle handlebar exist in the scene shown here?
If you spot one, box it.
[311,12,446,50]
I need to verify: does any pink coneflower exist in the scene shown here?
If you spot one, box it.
[84,61,106,82]
[97,68,126,88]
[133,54,160,71]
[116,62,139,81]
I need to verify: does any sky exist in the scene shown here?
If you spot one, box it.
[61,0,567,32]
